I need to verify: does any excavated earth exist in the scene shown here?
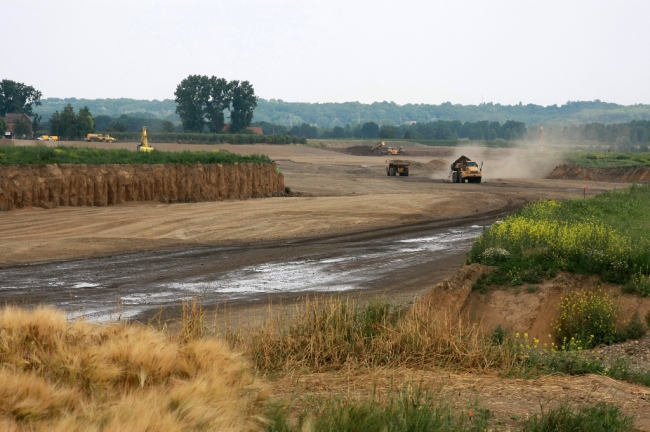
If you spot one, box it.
[549,164,650,182]
[0,163,285,211]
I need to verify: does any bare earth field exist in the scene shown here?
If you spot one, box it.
[0,141,617,265]
[2,140,650,428]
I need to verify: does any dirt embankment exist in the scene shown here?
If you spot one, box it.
[0,163,285,211]
[549,164,650,182]
[419,264,650,347]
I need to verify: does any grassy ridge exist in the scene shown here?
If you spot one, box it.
[565,151,650,168]
[468,185,650,286]
[0,145,272,165]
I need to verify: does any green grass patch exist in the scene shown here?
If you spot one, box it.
[0,145,272,165]
[564,151,650,168]
[265,387,491,432]
[468,185,650,285]
[522,402,634,432]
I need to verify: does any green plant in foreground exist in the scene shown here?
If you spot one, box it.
[523,402,634,432]
[265,387,490,432]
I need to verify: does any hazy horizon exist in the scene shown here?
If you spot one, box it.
[2,0,649,106]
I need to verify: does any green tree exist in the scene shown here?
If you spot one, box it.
[49,104,94,139]
[378,125,396,139]
[162,120,174,133]
[13,117,32,138]
[230,81,257,133]
[331,126,346,138]
[76,106,94,137]
[205,77,233,133]
[174,75,211,132]
[0,117,7,136]
[360,122,379,138]
[0,79,42,117]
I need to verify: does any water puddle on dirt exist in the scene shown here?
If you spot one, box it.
[0,225,487,322]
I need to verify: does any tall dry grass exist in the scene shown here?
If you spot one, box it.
[0,305,265,431]
[228,296,516,373]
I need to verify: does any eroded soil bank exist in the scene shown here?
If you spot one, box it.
[549,164,650,182]
[0,163,285,211]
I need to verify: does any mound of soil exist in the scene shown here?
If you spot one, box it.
[423,159,447,171]
[549,164,650,182]
[342,145,383,156]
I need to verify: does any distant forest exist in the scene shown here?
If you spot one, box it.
[32,98,650,148]
[35,98,650,127]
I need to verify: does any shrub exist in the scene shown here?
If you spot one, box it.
[554,289,620,349]
[623,271,650,297]
[646,310,650,328]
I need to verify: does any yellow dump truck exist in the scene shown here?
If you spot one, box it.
[386,159,409,176]
[450,155,482,183]
[387,146,405,155]
[85,134,116,143]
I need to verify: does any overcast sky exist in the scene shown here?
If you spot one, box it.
[2,0,649,106]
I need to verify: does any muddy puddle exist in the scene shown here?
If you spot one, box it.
[0,225,487,322]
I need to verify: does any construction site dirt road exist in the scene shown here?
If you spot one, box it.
[0,142,625,322]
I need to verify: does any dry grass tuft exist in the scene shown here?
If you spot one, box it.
[229,296,516,373]
[0,306,265,431]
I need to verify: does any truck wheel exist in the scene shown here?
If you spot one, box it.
[451,172,456,183]
[404,167,409,177]
[386,169,390,176]
[477,178,482,183]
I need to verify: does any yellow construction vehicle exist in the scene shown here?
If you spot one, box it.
[386,159,409,176]
[86,133,115,143]
[137,127,154,152]
[371,141,385,154]
[387,146,405,155]
[450,155,482,183]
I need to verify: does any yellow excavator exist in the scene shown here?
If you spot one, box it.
[387,146,405,155]
[371,141,385,154]
[137,126,154,152]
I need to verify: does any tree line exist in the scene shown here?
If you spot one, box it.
[174,75,257,133]
[252,119,528,141]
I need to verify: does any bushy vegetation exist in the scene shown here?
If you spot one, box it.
[229,297,515,373]
[565,151,650,168]
[0,145,272,165]
[468,185,650,285]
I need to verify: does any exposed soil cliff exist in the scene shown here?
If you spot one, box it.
[0,163,285,211]
[549,164,650,182]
